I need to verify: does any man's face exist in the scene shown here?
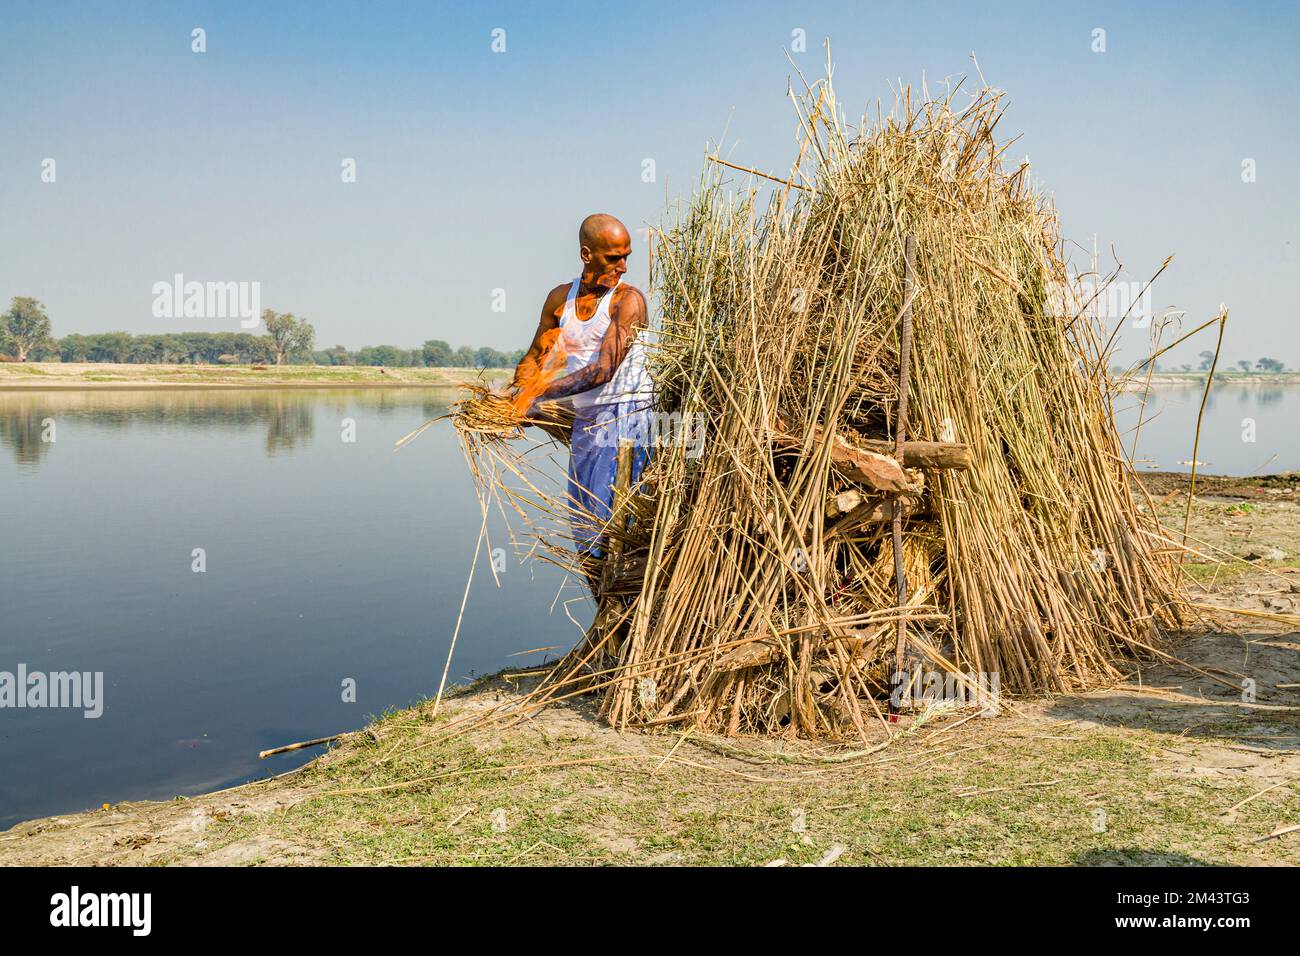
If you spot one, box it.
[582,230,631,289]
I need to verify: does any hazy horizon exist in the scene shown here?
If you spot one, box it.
[3,1,1297,368]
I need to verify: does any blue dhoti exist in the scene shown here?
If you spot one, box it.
[568,401,653,557]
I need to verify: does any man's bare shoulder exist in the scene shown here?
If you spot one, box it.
[540,282,571,322]
[612,283,648,315]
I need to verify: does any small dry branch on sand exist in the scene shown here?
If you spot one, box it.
[448,64,1187,743]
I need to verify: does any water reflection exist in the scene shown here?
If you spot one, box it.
[0,389,454,466]
[263,393,315,454]
[0,406,50,465]
[1114,382,1299,474]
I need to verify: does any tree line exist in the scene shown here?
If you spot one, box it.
[0,297,524,369]
[1197,350,1287,373]
[1145,355,1291,373]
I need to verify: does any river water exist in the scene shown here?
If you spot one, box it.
[0,388,583,829]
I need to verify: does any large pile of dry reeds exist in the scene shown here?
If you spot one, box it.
[452,70,1184,739]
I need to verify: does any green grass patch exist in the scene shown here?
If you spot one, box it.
[195,699,1299,866]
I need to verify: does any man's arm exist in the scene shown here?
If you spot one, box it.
[538,286,647,402]
[510,284,569,391]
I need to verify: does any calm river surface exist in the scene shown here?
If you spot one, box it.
[0,388,583,830]
[1114,383,1299,474]
[0,382,1295,828]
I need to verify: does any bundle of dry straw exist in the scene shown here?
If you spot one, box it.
[451,67,1184,740]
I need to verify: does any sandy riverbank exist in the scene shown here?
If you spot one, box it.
[0,362,511,390]
[1120,372,1300,390]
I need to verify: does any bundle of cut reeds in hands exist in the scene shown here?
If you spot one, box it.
[451,386,522,438]
[452,385,575,446]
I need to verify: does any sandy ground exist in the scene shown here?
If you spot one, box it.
[1,479,1296,866]
[0,362,508,389]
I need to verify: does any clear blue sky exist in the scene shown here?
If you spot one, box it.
[2,0,1297,367]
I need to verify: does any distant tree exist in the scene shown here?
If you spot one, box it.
[1197,350,1215,371]
[356,344,402,367]
[58,334,93,362]
[159,334,187,363]
[381,349,404,367]
[1256,357,1287,373]
[1237,360,1253,374]
[477,346,515,368]
[452,346,476,367]
[262,311,316,366]
[89,332,134,363]
[421,339,453,367]
[1,297,53,362]
[129,335,167,363]
[327,344,352,366]
[213,332,237,359]
[232,332,269,363]
[170,332,212,364]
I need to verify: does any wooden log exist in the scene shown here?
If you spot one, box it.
[826,489,868,517]
[826,469,925,519]
[772,414,970,474]
[825,491,926,529]
[834,443,911,493]
[860,438,971,471]
[779,420,911,493]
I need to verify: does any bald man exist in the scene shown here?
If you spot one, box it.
[510,214,654,559]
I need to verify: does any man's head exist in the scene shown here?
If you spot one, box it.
[579,214,631,289]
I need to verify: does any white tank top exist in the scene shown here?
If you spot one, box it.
[558,277,652,408]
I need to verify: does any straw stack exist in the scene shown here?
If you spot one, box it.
[452,70,1184,739]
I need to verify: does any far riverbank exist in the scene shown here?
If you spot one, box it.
[5,363,1297,392]
[0,362,511,390]
[1120,371,1300,390]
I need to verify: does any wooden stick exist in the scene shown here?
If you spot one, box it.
[1254,823,1300,843]
[599,439,635,596]
[259,733,348,759]
[707,154,811,192]
[957,779,1061,798]
[891,235,917,712]
[1222,772,1300,815]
